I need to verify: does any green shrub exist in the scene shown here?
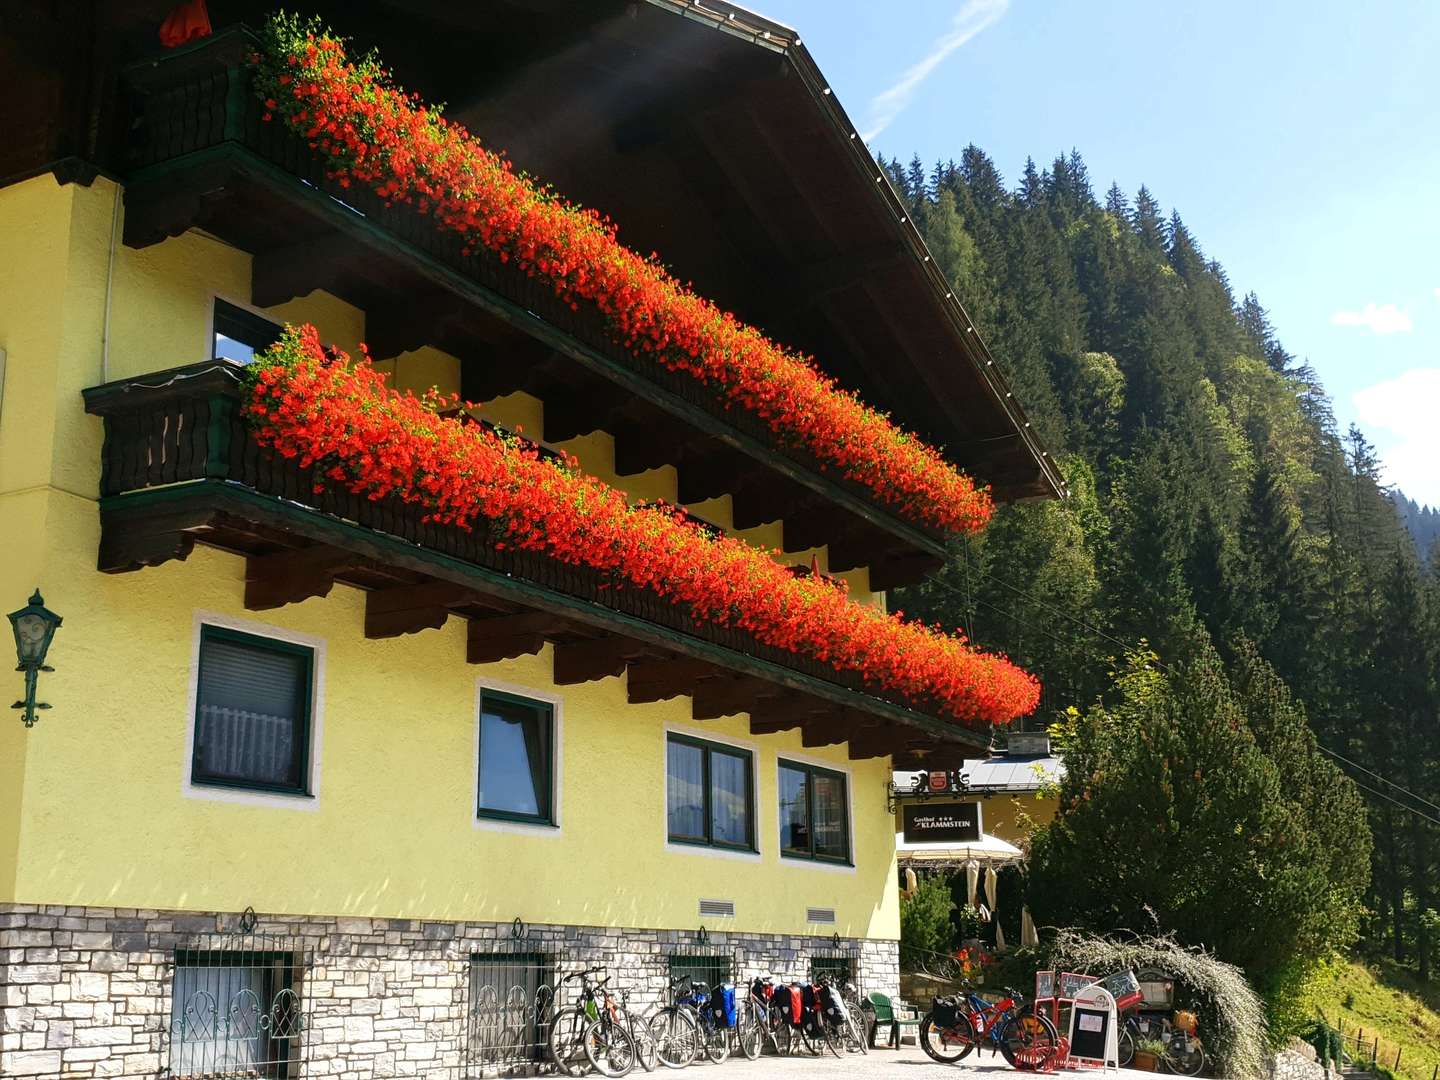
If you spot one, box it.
[901,875,956,970]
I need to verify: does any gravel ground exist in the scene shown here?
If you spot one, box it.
[679,1047,1160,1079]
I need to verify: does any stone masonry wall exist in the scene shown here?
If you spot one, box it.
[1,903,899,1079]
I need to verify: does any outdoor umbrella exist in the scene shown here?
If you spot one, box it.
[1021,906,1039,948]
[966,860,980,908]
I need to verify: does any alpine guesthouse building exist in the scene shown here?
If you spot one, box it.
[0,1,1061,1076]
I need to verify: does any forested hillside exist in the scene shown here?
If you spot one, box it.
[886,149,1440,979]
[1399,494,1440,558]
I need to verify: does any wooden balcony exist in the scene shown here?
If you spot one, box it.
[114,27,951,589]
[82,361,987,759]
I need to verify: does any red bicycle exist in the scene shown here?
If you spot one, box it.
[920,983,1060,1067]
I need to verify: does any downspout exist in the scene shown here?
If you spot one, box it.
[100,182,120,383]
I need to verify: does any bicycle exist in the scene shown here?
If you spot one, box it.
[736,976,812,1058]
[829,977,870,1055]
[675,975,732,1064]
[647,976,704,1068]
[810,974,866,1057]
[548,968,609,1077]
[920,983,1060,1067]
[584,979,657,1077]
[1117,1010,1206,1076]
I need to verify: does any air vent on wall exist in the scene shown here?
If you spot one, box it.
[699,899,735,919]
[806,907,837,925]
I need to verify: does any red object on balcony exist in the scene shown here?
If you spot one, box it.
[159,0,211,48]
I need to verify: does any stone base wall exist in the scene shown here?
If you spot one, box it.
[1,903,898,1079]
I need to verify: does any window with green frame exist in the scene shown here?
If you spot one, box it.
[477,690,555,826]
[666,734,755,851]
[778,760,851,864]
[192,624,314,795]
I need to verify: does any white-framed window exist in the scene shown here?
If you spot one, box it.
[473,680,563,834]
[778,757,853,865]
[183,612,324,809]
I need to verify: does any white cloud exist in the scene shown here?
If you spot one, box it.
[1353,368,1440,505]
[861,0,1009,143]
[1433,287,1440,302]
[1330,303,1413,335]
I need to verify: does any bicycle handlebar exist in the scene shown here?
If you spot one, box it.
[563,968,607,984]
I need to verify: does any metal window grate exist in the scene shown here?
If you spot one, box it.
[465,950,559,1071]
[809,936,861,987]
[164,917,310,1079]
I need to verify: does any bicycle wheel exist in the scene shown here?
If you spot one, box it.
[1118,1026,1135,1068]
[547,1006,592,1077]
[998,1005,1060,1069]
[796,1021,821,1056]
[648,1007,698,1069]
[843,1011,869,1054]
[628,1012,658,1073]
[701,1017,731,1064]
[769,1011,793,1056]
[584,1016,636,1078]
[1165,1036,1206,1076]
[819,1020,843,1057]
[734,999,763,1060]
[920,1011,976,1063]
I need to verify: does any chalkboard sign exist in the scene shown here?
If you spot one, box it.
[1067,984,1119,1068]
[1059,972,1094,999]
[901,802,981,844]
[1034,971,1056,1000]
[1069,1006,1110,1061]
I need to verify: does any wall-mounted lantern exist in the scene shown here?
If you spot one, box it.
[9,590,62,727]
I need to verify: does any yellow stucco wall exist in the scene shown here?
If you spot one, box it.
[975,792,1058,847]
[0,173,900,938]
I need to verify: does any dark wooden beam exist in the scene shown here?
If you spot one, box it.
[692,676,775,721]
[868,551,946,592]
[846,725,905,760]
[626,657,719,704]
[244,545,363,610]
[365,580,492,639]
[542,384,631,443]
[466,611,571,665]
[364,293,472,361]
[459,338,558,404]
[251,232,360,307]
[801,710,871,749]
[674,449,735,504]
[747,692,828,735]
[779,501,854,554]
[552,636,651,684]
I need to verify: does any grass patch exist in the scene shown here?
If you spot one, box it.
[1316,960,1440,1080]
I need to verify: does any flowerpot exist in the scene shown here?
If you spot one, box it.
[1133,1051,1159,1071]
[961,937,984,952]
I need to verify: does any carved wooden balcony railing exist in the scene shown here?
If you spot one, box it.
[116,28,947,590]
[83,362,984,759]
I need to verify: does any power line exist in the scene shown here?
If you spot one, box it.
[1313,744,1440,816]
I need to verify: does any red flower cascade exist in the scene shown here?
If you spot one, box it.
[243,326,1040,727]
[250,15,996,537]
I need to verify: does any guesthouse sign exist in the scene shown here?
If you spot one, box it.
[901,801,982,844]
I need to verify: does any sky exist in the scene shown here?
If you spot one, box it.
[754,0,1440,507]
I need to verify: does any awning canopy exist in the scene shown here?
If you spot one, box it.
[895,830,1024,868]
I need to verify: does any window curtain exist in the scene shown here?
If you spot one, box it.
[709,750,749,846]
[811,772,847,858]
[195,637,306,787]
[667,741,705,840]
[778,766,809,852]
[171,965,265,1075]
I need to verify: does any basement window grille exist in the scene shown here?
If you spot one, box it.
[165,922,309,1079]
[465,951,559,1070]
